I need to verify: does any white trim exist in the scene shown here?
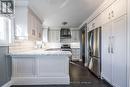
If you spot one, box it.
[1,81,12,87]
[127,0,130,86]
[11,77,70,85]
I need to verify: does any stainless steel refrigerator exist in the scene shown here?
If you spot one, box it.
[88,27,101,78]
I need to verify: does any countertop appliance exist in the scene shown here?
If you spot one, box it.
[88,27,101,78]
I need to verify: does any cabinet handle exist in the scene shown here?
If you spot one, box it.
[108,46,111,53]
[108,36,111,53]
[111,47,114,54]
[111,11,114,17]
[108,13,111,19]
[111,36,114,54]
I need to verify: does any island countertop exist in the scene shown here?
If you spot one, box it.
[9,50,72,57]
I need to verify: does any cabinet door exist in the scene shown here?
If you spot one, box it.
[95,14,103,28]
[111,0,127,20]
[101,22,112,83]
[12,57,35,77]
[87,22,91,32]
[49,30,55,42]
[101,6,111,25]
[71,30,79,42]
[49,30,60,42]
[111,15,127,87]
[55,30,60,42]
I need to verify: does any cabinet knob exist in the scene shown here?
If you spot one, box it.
[92,23,95,27]
[111,11,114,17]
[108,13,111,19]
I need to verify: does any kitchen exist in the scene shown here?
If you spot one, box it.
[0,0,130,87]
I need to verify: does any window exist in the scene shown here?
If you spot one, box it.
[0,16,12,46]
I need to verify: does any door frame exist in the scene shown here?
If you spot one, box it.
[127,0,130,87]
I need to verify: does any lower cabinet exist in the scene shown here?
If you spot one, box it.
[71,48,80,61]
[37,55,69,77]
[11,55,70,85]
[102,15,127,87]
[12,57,36,77]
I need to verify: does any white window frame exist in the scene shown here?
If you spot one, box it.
[0,16,9,46]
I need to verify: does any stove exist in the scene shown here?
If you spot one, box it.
[61,44,71,51]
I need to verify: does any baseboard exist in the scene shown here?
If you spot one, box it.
[2,81,12,87]
[11,76,70,85]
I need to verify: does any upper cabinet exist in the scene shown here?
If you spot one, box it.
[87,19,96,31]
[48,29,80,43]
[87,0,127,32]
[101,0,126,25]
[88,13,103,31]
[48,30,60,43]
[111,0,126,20]
[71,30,80,42]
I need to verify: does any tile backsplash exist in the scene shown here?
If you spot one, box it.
[9,40,36,52]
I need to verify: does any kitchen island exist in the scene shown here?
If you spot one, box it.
[9,50,71,85]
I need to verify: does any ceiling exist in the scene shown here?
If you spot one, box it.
[28,0,104,28]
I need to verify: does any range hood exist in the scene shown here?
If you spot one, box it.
[60,28,71,38]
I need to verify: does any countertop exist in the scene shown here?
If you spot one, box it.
[9,50,72,57]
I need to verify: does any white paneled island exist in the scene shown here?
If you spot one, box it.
[9,50,71,85]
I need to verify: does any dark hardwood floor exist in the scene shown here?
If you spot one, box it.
[11,61,112,87]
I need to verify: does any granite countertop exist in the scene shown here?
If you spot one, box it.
[9,50,72,56]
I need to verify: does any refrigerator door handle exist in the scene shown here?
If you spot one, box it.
[111,36,114,54]
[108,46,111,53]
[108,36,111,53]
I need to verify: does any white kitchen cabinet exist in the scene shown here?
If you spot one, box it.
[111,0,127,20]
[95,14,103,28]
[11,54,70,85]
[37,55,69,77]
[12,57,35,77]
[101,0,126,25]
[71,30,80,42]
[42,28,48,43]
[102,22,112,83]
[111,15,127,87]
[71,48,80,61]
[100,7,111,25]
[49,30,60,43]
[102,15,127,87]
[87,19,96,31]
[87,14,103,32]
